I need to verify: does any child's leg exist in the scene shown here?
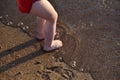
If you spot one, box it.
[36,16,58,40]
[30,0,63,51]
[36,16,46,39]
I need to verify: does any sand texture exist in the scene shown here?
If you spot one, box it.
[0,0,120,80]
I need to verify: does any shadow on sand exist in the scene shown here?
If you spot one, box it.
[0,38,46,73]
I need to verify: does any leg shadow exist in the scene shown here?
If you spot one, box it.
[0,38,46,73]
[0,49,45,73]
[0,38,39,58]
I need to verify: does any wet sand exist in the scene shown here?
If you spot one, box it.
[0,23,93,80]
[0,0,120,80]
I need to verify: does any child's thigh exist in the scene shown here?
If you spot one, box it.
[30,0,57,19]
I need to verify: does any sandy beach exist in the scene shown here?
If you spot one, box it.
[0,22,93,80]
[0,0,120,80]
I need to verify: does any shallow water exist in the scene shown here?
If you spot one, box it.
[0,0,120,80]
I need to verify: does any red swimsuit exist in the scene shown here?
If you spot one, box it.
[16,0,38,13]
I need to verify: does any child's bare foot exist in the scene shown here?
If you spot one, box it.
[44,40,63,51]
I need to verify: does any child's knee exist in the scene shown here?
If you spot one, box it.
[47,11,58,22]
[54,11,58,19]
